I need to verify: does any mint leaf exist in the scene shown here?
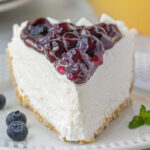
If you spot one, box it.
[128,115,144,129]
[140,105,150,123]
[144,117,150,125]
[140,105,146,116]
[129,105,150,129]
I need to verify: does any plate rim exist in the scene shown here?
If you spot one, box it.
[0,134,150,150]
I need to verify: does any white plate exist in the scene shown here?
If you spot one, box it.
[0,0,31,13]
[0,52,150,150]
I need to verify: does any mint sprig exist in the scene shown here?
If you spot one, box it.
[129,105,150,129]
[128,115,144,129]
[140,105,150,125]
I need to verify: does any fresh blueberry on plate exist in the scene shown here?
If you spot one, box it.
[7,121,28,141]
[0,94,6,109]
[6,111,27,125]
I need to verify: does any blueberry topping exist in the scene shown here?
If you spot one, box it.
[49,22,76,37]
[44,39,66,63]
[81,26,106,38]
[6,111,27,126]
[77,35,104,57]
[55,48,93,83]
[0,94,6,109]
[63,32,78,50]
[21,18,122,84]
[21,18,52,53]
[98,23,122,43]
[7,121,28,141]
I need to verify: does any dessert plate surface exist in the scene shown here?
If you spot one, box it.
[0,51,150,150]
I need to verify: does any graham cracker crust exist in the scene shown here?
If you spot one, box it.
[6,49,134,144]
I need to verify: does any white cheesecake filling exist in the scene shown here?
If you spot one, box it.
[8,14,136,141]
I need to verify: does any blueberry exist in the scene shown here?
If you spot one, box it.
[0,94,6,109]
[6,111,27,126]
[7,121,28,141]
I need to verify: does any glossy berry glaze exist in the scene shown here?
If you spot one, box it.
[21,18,122,84]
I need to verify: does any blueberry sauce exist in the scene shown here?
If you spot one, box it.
[21,18,122,84]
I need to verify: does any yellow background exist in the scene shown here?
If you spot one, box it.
[89,0,150,34]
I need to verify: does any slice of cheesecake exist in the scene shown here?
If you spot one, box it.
[7,14,137,143]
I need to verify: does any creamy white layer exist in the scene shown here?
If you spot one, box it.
[8,14,136,141]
